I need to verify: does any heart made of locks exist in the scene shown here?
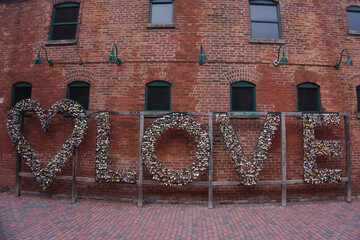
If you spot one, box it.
[7,99,88,190]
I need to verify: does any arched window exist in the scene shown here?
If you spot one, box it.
[347,6,360,33]
[146,81,171,111]
[249,0,281,39]
[49,3,80,40]
[11,82,32,107]
[67,81,90,110]
[297,82,320,112]
[231,81,256,112]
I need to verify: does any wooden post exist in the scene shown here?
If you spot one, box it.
[15,154,21,197]
[71,149,78,203]
[345,114,351,203]
[281,113,287,207]
[208,114,214,209]
[138,113,144,208]
[15,114,24,197]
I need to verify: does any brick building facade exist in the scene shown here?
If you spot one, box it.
[0,0,359,204]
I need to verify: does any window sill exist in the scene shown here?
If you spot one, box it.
[248,38,285,44]
[45,39,78,46]
[349,30,360,35]
[147,23,175,29]
[228,112,260,119]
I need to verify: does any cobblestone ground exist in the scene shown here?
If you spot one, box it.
[0,191,359,240]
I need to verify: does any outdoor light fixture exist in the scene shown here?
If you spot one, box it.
[108,44,122,64]
[273,46,288,67]
[334,49,353,69]
[76,52,84,65]
[198,44,207,65]
[34,47,54,66]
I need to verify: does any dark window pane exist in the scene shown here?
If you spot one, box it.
[147,86,170,110]
[13,87,31,106]
[347,12,360,31]
[250,5,278,21]
[251,22,279,38]
[69,87,89,110]
[298,88,319,111]
[52,24,77,40]
[151,3,173,23]
[357,88,360,112]
[54,7,79,23]
[232,87,254,111]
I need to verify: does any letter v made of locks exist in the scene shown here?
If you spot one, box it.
[214,113,281,185]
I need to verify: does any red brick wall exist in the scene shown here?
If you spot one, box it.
[0,0,359,202]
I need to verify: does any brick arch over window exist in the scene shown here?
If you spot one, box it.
[49,0,81,5]
[223,68,261,85]
[65,69,96,85]
[140,66,176,85]
[344,1,360,8]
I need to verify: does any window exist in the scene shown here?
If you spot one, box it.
[11,82,32,107]
[231,81,256,112]
[67,82,90,110]
[347,6,360,33]
[146,81,171,111]
[297,83,320,112]
[249,0,281,39]
[49,3,80,40]
[149,0,174,23]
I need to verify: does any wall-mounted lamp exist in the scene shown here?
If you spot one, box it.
[334,49,353,69]
[76,52,84,65]
[273,46,288,67]
[34,47,54,66]
[198,44,207,65]
[108,44,122,64]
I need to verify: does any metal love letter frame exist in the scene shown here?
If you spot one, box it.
[141,113,211,186]
[302,113,343,184]
[215,113,281,185]
[95,112,136,183]
[7,99,88,190]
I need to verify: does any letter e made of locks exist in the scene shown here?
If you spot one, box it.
[302,113,343,184]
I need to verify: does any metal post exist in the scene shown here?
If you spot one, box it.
[345,114,351,203]
[208,114,214,209]
[71,149,78,203]
[138,113,144,208]
[15,114,24,197]
[281,113,287,207]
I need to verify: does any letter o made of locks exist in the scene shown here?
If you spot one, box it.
[141,113,211,186]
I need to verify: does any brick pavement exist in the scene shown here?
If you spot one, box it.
[0,191,359,240]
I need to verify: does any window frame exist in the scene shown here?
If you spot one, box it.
[297,82,321,113]
[149,0,174,24]
[49,2,80,41]
[356,86,360,112]
[11,82,32,107]
[145,81,171,112]
[230,81,256,112]
[346,6,360,34]
[249,0,282,39]
[66,81,90,110]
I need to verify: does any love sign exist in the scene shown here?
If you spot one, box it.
[7,99,343,190]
